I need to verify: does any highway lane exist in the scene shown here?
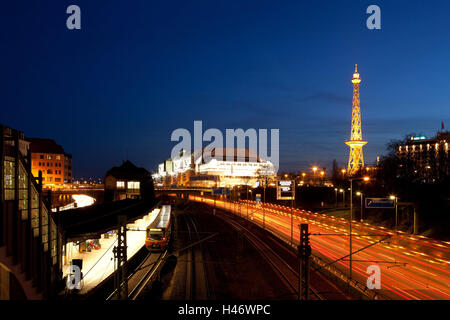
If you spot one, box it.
[189,196,450,300]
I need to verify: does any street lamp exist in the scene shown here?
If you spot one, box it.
[320,171,325,186]
[356,191,363,221]
[348,176,370,282]
[390,195,398,233]
[312,167,318,185]
[246,183,249,220]
[339,189,345,207]
[334,188,338,207]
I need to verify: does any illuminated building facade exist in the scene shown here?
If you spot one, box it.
[345,64,367,176]
[28,138,72,187]
[397,131,449,181]
[154,148,276,188]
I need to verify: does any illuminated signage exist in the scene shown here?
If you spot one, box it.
[276,180,295,200]
[365,198,395,208]
[411,136,426,141]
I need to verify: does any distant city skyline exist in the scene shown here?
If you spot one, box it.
[2,1,449,177]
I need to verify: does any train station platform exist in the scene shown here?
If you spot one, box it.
[62,207,160,294]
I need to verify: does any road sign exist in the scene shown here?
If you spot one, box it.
[365,198,395,208]
[277,180,295,200]
[256,193,261,205]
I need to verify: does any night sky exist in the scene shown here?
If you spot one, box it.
[1,1,449,178]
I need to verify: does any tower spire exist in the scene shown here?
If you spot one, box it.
[345,64,367,175]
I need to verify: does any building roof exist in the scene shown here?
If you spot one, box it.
[59,198,157,241]
[27,138,65,154]
[193,147,262,163]
[105,160,151,180]
[405,131,449,146]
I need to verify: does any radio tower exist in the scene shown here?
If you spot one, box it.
[345,64,367,175]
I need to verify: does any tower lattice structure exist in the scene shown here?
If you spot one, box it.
[345,64,367,175]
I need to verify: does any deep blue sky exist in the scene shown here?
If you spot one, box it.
[1,1,449,178]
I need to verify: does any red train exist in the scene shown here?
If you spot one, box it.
[145,205,172,251]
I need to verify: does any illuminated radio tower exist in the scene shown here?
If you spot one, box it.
[345,64,367,175]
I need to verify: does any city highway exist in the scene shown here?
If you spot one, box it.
[189,195,450,300]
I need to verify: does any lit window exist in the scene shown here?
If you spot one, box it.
[116,181,125,188]
[47,155,52,160]
[56,155,61,160]
[127,181,140,190]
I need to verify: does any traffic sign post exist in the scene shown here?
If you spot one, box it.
[277,180,296,245]
[255,193,261,205]
[276,180,295,200]
[365,198,395,208]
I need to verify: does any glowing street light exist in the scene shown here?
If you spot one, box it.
[339,188,345,207]
[312,166,318,185]
[334,188,338,207]
[348,176,370,281]
[356,191,363,221]
[390,195,398,233]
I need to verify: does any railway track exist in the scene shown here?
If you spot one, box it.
[105,250,167,300]
[183,213,210,300]
[215,213,324,300]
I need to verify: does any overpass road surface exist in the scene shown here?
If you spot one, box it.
[188,196,450,300]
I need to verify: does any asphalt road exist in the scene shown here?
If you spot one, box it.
[190,196,450,300]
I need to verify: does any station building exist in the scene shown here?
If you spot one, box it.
[154,148,277,188]
[104,160,155,202]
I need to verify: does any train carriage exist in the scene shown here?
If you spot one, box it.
[145,205,172,251]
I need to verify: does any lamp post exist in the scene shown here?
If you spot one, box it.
[339,189,345,207]
[348,176,370,282]
[249,189,253,220]
[238,185,241,218]
[262,176,268,230]
[334,188,338,207]
[390,195,398,234]
[312,167,318,185]
[246,183,249,220]
[356,191,363,221]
